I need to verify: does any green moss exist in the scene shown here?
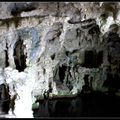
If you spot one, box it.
[32,102,39,109]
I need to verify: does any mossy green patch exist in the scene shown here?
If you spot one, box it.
[32,102,39,109]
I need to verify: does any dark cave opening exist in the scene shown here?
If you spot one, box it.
[83,50,95,68]
[103,72,120,94]
[82,50,103,68]
[51,54,55,60]
[11,3,37,16]
[96,51,103,67]
[81,74,93,94]
[0,84,10,114]
[13,38,27,72]
[59,65,67,83]
[5,42,9,67]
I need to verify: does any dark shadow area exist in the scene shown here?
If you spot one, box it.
[4,42,9,67]
[10,3,37,16]
[88,25,100,35]
[0,83,10,114]
[59,65,67,83]
[13,37,27,72]
[96,51,103,66]
[103,72,120,95]
[82,50,103,68]
[33,91,120,117]
[84,50,95,68]
[51,54,55,60]
[54,100,71,117]
[81,74,93,94]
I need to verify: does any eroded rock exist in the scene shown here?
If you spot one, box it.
[0,2,119,118]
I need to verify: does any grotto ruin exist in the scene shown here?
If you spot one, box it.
[0,2,120,118]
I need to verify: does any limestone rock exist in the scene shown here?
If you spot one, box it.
[0,2,120,118]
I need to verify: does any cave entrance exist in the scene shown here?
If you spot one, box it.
[13,38,26,72]
[84,50,95,68]
[82,50,103,68]
[0,84,10,114]
[59,65,67,83]
[96,51,103,67]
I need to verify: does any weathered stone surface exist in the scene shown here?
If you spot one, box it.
[0,2,120,118]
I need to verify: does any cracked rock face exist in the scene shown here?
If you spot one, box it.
[0,2,120,118]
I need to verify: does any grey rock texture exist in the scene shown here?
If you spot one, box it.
[0,2,120,117]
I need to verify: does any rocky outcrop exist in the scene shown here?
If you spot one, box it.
[0,2,120,118]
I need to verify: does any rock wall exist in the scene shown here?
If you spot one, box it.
[0,2,120,117]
